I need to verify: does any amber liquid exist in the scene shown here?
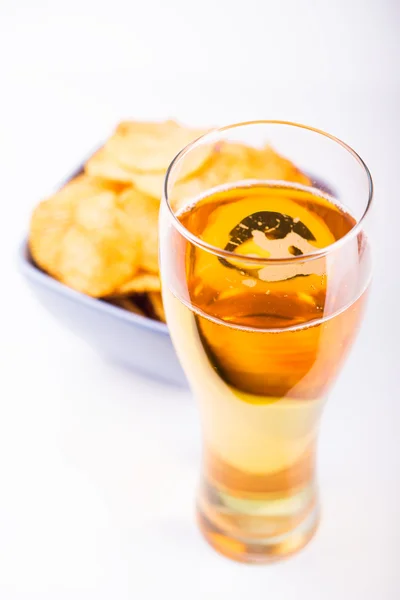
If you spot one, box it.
[162,182,369,562]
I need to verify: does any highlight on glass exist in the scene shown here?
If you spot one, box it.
[159,121,373,563]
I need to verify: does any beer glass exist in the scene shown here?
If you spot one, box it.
[159,121,373,563]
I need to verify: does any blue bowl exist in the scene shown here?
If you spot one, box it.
[18,240,187,386]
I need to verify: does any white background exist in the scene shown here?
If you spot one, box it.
[1,1,399,598]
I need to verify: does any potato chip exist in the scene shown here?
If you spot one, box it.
[29,176,142,297]
[85,147,135,185]
[60,173,106,194]
[169,142,311,211]
[29,175,104,277]
[148,292,166,323]
[105,120,211,178]
[118,188,160,273]
[111,272,161,296]
[126,170,167,201]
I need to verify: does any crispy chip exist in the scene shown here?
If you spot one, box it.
[170,143,311,211]
[85,147,136,185]
[118,188,160,273]
[111,272,161,296]
[29,175,107,278]
[29,176,142,297]
[148,292,166,323]
[105,120,211,178]
[126,170,166,200]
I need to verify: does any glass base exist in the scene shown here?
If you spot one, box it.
[197,484,319,564]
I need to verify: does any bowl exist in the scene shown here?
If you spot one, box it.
[18,240,187,386]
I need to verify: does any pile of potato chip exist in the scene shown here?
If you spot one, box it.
[29,119,310,322]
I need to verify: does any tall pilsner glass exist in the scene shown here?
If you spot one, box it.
[159,121,373,563]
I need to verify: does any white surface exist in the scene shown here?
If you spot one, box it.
[1,1,399,598]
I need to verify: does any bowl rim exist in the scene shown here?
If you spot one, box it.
[18,239,170,336]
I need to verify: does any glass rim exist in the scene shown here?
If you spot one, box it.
[163,120,373,264]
